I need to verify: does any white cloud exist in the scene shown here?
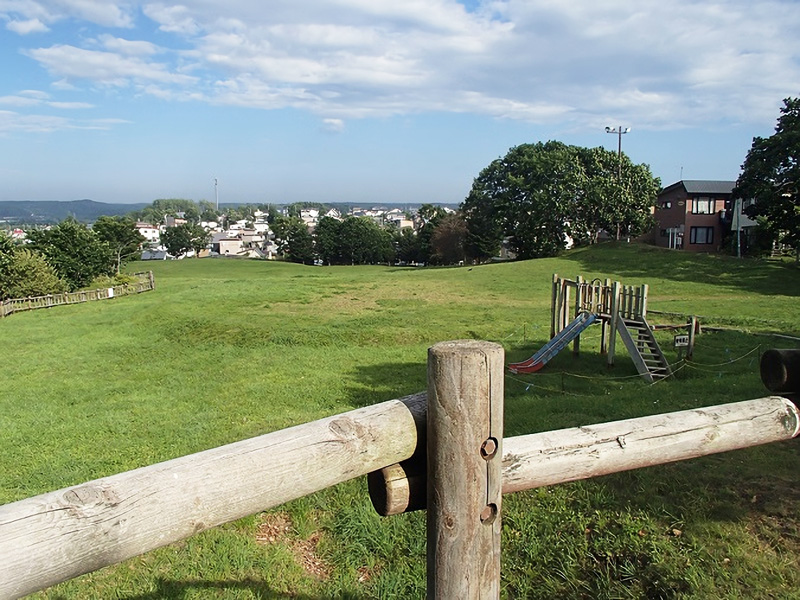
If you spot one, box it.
[26,44,199,87]
[48,101,94,109]
[321,118,345,133]
[6,18,49,34]
[0,94,42,107]
[142,3,200,34]
[97,34,161,56]
[8,0,800,130]
[0,108,131,134]
[0,0,135,28]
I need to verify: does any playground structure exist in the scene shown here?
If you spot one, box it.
[508,274,674,382]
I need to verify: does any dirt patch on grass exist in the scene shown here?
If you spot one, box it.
[256,512,332,580]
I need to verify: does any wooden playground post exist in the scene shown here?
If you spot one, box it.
[573,276,583,356]
[600,278,611,355]
[640,284,649,319]
[427,340,504,599]
[550,274,557,338]
[608,281,620,367]
[687,316,697,359]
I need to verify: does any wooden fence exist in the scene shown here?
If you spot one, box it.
[0,271,155,318]
[0,341,798,599]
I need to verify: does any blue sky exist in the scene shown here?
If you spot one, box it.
[1,0,798,205]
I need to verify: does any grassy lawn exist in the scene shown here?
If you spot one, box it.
[1,243,798,599]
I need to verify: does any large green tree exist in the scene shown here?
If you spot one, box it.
[0,247,67,300]
[395,227,421,264]
[314,216,342,265]
[93,216,146,273]
[415,204,447,264]
[430,213,468,265]
[336,217,394,265]
[26,218,114,290]
[461,141,660,260]
[160,224,210,258]
[0,233,66,299]
[284,219,315,265]
[733,97,800,258]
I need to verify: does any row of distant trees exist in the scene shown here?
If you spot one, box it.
[269,204,464,266]
[0,217,144,301]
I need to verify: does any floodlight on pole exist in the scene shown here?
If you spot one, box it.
[605,126,630,240]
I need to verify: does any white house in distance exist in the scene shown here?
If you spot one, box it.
[136,222,160,244]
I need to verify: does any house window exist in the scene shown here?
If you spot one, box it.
[690,226,714,244]
[661,201,672,209]
[692,197,714,214]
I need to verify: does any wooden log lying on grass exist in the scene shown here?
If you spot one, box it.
[0,393,426,600]
[371,396,799,516]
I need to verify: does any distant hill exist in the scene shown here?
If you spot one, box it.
[0,200,147,224]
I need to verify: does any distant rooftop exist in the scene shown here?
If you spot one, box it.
[661,180,736,195]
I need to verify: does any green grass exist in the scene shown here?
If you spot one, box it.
[1,243,799,599]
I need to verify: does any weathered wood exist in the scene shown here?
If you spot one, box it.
[370,396,799,515]
[608,280,620,366]
[550,273,558,338]
[503,396,798,492]
[573,275,583,356]
[427,341,503,600]
[641,283,649,318]
[0,393,425,600]
[687,316,697,359]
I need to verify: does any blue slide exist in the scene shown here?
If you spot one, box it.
[508,312,597,374]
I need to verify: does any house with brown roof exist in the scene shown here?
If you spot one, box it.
[652,180,736,252]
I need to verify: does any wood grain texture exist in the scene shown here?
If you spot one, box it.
[426,340,503,600]
[0,393,425,600]
[370,396,799,515]
[502,396,799,493]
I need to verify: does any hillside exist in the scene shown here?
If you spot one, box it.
[0,199,147,224]
[1,244,798,598]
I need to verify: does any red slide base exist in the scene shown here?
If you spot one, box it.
[507,360,545,375]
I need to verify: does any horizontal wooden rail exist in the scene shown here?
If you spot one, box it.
[501,396,798,493]
[0,393,425,600]
[2,392,797,597]
[370,395,799,515]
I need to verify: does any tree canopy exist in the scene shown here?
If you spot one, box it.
[733,97,800,258]
[93,216,146,273]
[160,223,210,258]
[460,141,660,260]
[26,218,115,290]
[0,233,67,300]
[313,216,394,265]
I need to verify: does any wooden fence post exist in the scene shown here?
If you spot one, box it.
[427,340,504,599]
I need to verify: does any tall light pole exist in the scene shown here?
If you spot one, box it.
[214,177,219,211]
[605,126,630,240]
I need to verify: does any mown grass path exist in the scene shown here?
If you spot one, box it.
[2,244,798,598]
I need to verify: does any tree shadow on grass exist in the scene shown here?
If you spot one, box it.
[341,360,427,409]
[562,242,800,297]
[103,577,362,600]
